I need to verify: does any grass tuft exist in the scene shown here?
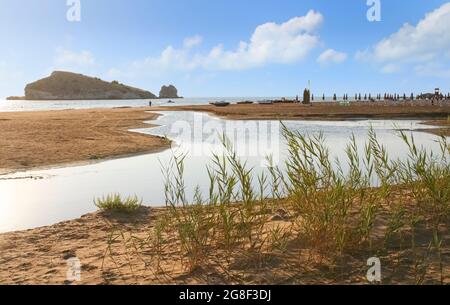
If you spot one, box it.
[94,194,142,213]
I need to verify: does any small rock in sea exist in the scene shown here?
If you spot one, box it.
[159,85,180,98]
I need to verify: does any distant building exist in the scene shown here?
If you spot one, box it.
[418,88,444,100]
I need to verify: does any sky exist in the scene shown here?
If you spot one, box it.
[0,0,450,98]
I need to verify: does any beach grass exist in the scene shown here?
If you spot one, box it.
[103,126,449,284]
[94,194,142,213]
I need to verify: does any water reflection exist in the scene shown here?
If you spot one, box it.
[0,111,442,232]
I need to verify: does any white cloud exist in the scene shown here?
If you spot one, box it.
[357,3,450,76]
[113,11,324,76]
[183,35,203,49]
[381,64,401,74]
[54,47,95,67]
[107,67,122,78]
[414,62,450,78]
[203,11,323,70]
[317,49,347,65]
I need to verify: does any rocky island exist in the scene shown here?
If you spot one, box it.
[21,71,157,100]
[5,96,25,100]
[159,84,180,98]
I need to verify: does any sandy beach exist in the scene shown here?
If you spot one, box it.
[0,107,170,174]
[151,102,450,136]
[0,198,448,285]
[152,101,450,120]
[1,103,449,174]
[0,103,448,285]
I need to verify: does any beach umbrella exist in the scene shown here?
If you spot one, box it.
[303,89,311,104]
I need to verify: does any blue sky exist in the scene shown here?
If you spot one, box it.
[0,0,450,98]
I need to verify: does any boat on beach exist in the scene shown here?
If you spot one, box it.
[210,101,230,107]
[237,101,254,105]
[258,100,274,105]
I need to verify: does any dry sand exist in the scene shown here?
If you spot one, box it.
[0,107,170,174]
[0,204,447,285]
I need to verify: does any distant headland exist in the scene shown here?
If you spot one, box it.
[6,71,180,101]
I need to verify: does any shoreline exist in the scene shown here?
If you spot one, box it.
[0,149,169,178]
[0,107,171,175]
[420,119,450,136]
[1,104,449,175]
[151,102,450,121]
[1,103,449,175]
[151,102,450,136]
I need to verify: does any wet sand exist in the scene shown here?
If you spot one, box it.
[0,107,170,174]
[422,119,450,136]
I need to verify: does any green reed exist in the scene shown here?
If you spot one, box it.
[104,125,448,284]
